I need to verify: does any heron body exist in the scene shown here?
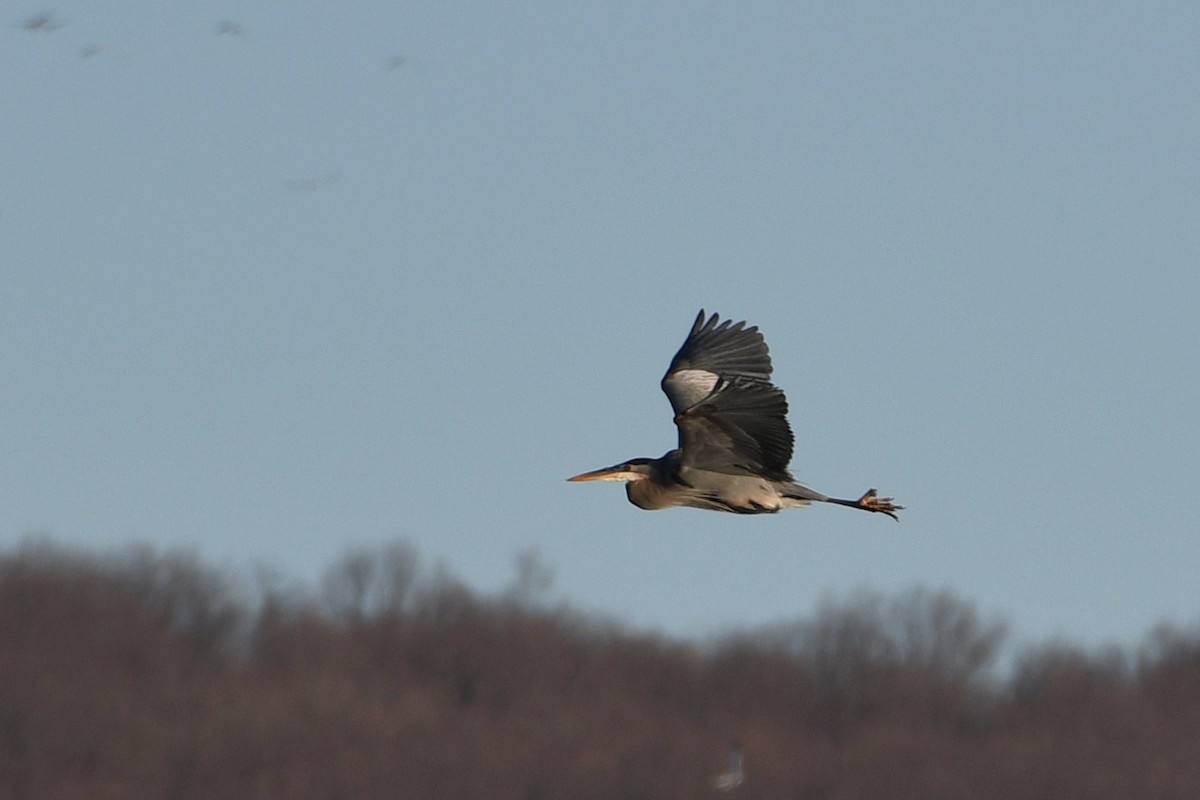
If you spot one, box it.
[568,310,901,520]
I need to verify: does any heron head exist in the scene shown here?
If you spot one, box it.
[566,458,655,483]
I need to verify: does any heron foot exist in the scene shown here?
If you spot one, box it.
[857,489,902,521]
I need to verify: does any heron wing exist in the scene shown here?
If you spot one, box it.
[661,311,794,479]
[674,377,795,480]
[660,310,773,415]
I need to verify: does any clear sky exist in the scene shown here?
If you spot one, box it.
[4,3,1198,656]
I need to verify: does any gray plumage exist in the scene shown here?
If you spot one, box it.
[568,310,901,520]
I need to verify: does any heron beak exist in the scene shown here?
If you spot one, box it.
[567,465,633,482]
[567,466,617,482]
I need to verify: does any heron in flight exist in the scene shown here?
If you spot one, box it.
[567,310,901,519]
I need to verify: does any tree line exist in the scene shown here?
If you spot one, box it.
[1,537,1198,799]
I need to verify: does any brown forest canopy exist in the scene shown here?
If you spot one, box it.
[2,537,1199,799]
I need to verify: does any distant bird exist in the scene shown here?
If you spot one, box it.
[713,744,745,792]
[282,172,341,192]
[568,310,902,519]
[385,53,426,74]
[214,19,245,37]
[80,43,127,61]
[17,11,63,33]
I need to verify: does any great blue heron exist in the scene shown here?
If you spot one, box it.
[567,310,902,520]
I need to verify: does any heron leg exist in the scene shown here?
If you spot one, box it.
[855,489,902,520]
[826,489,902,521]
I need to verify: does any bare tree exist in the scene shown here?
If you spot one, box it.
[503,548,555,609]
[321,548,376,625]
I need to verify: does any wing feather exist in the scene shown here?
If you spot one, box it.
[675,378,794,480]
[660,310,773,413]
[661,311,796,480]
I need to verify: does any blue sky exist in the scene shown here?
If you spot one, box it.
[4,2,1198,656]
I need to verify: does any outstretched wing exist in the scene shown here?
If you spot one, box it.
[661,310,795,480]
[661,310,773,414]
